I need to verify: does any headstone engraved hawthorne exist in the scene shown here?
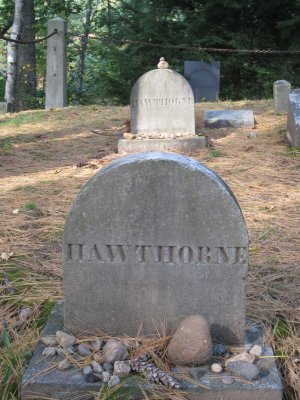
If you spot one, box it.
[287,89,300,147]
[118,58,206,153]
[22,153,282,399]
[64,152,247,343]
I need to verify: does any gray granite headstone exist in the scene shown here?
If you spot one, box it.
[273,80,291,113]
[205,110,255,128]
[63,152,248,344]
[130,68,195,138]
[287,89,300,147]
[184,61,220,102]
[0,102,7,114]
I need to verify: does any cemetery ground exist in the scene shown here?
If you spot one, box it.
[0,100,299,400]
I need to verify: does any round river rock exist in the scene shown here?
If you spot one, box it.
[167,315,213,366]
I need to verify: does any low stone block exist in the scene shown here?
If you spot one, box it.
[287,89,300,147]
[21,302,283,400]
[205,110,254,128]
[118,136,206,154]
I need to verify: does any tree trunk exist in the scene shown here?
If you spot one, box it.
[15,0,36,111]
[5,0,24,112]
[75,0,92,103]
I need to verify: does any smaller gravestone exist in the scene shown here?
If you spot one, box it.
[273,80,291,113]
[184,61,220,102]
[0,102,7,114]
[205,110,254,128]
[118,58,206,153]
[287,89,300,147]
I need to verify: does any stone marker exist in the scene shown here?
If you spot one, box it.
[0,102,7,114]
[273,80,291,113]
[45,17,67,109]
[287,89,300,147]
[118,59,206,154]
[64,152,248,344]
[184,60,220,102]
[205,110,255,128]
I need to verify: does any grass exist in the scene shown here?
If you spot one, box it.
[0,100,299,399]
[0,111,44,126]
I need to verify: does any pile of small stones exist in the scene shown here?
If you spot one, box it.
[123,132,195,140]
[209,343,264,383]
[41,331,135,387]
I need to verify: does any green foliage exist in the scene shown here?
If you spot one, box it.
[24,201,38,210]
[210,149,223,157]
[1,0,300,105]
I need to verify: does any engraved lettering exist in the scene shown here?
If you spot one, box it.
[217,247,232,263]
[235,247,248,264]
[156,246,176,263]
[66,244,247,266]
[198,247,213,264]
[68,244,83,261]
[179,246,193,263]
[89,244,103,261]
[106,245,129,262]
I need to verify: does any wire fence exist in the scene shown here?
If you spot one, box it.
[74,34,300,55]
[0,29,299,56]
[0,29,57,44]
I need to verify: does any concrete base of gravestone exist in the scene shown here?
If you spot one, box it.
[205,110,255,128]
[22,302,282,400]
[287,90,300,147]
[118,136,206,154]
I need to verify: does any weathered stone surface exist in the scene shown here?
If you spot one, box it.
[113,361,131,377]
[63,152,248,344]
[21,303,283,400]
[273,80,291,113]
[167,315,213,366]
[205,110,254,128]
[228,361,260,381]
[57,358,71,371]
[225,352,255,366]
[78,343,92,357]
[40,335,57,346]
[118,136,206,154]
[56,330,75,346]
[45,18,67,109]
[130,67,195,137]
[250,344,263,357]
[184,60,220,102]
[0,102,7,114]
[103,339,128,363]
[287,89,300,147]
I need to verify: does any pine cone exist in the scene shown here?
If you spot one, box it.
[129,358,181,389]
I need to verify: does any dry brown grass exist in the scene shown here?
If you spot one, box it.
[0,100,299,399]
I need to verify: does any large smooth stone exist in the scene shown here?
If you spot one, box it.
[167,315,213,366]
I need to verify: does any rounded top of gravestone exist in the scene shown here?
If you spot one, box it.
[157,57,169,69]
[274,80,291,86]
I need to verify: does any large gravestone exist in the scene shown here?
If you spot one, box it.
[184,60,220,102]
[273,80,291,113]
[64,152,248,344]
[22,153,283,400]
[287,89,300,147]
[118,59,206,153]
